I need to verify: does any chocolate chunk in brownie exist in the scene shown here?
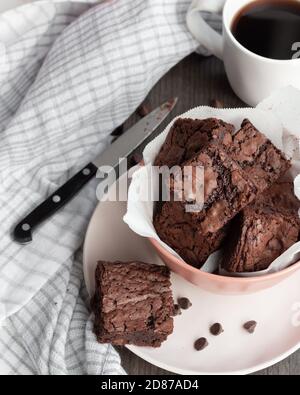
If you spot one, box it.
[223,183,300,273]
[229,119,291,191]
[154,118,234,168]
[92,261,174,347]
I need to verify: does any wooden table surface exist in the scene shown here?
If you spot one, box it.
[122,53,300,376]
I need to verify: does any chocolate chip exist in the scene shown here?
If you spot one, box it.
[243,321,257,334]
[178,297,192,310]
[210,323,224,336]
[137,103,151,118]
[194,337,209,351]
[210,99,224,108]
[173,304,182,316]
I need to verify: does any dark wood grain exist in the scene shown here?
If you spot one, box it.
[122,53,300,376]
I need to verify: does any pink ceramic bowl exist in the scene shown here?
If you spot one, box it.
[149,238,300,295]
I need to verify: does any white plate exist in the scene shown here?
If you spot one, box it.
[83,198,300,375]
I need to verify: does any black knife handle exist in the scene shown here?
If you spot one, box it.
[13,162,98,244]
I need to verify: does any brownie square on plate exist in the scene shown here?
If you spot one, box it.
[92,261,174,347]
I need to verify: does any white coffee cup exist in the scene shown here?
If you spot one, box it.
[186,0,300,106]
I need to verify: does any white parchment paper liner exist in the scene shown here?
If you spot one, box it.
[124,86,300,277]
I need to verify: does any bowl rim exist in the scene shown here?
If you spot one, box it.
[149,237,300,284]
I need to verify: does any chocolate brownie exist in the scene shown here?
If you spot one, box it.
[229,119,291,191]
[92,261,174,347]
[154,145,258,266]
[168,145,257,234]
[153,117,290,270]
[154,201,226,267]
[154,118,234,167]
[223,183,300,273]
[254,181,300,215]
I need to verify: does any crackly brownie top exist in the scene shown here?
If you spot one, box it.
[97,261,172,314]
[94,261,174,337]
[229,119,291,191]
[253,182,300,216]
[154,200,226,267]
[225,210,299,273]
[168,145,257,234]
[154,118,234,168]
[223,182,300,273]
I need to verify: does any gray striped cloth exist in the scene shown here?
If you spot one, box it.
[0,0,219,375]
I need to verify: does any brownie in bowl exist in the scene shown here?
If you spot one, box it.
[154,144,257,267]
[154,201,226,268]
[153,117,292,270]
[223,182,300,273]
[92,261,174,347]
[229,119,291,192]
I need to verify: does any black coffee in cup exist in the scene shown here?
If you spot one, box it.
[231,0,300,60]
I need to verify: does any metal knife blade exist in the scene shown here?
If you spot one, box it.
[13,98,178,244]
[93,98,178,169]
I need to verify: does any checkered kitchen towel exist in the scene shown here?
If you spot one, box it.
[0,0,220,375]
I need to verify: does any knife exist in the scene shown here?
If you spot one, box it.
[13,98,178,244]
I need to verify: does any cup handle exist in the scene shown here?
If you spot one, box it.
[186,0,225,60]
